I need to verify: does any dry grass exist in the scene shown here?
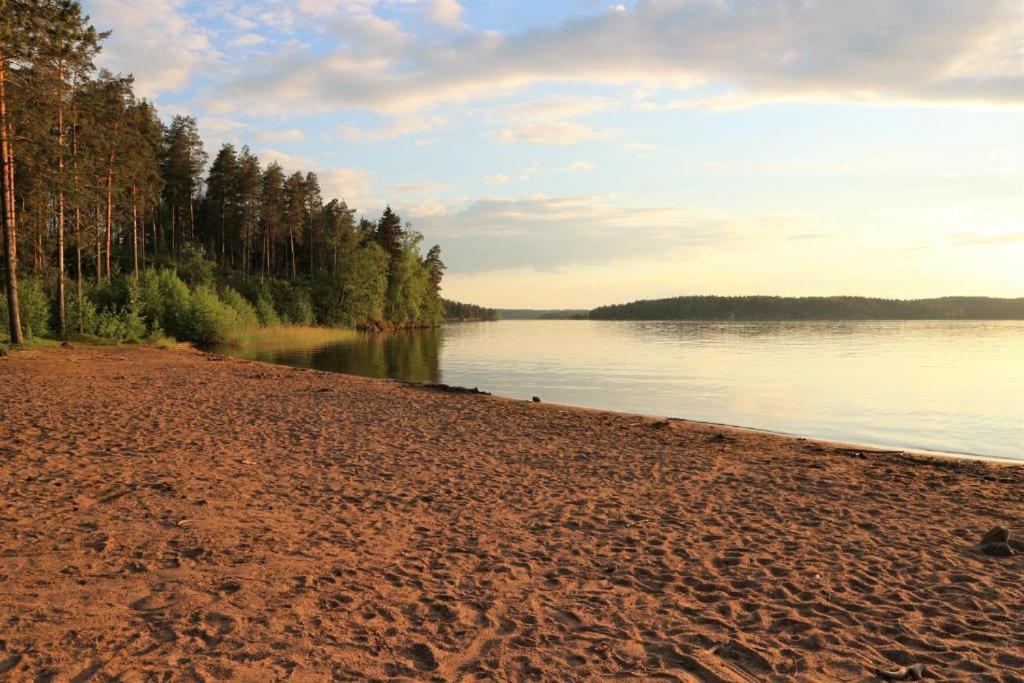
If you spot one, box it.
[234,325,357,351]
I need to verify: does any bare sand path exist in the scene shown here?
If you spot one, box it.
[0,346,1021,681]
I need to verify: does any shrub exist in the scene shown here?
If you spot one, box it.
[95,307,147,343]
[157,270,192,338]
[252,286,280,326]
[175,245,216,287]
[65,287,100,335]
[218,286,259,329]
[277,285,315,326]
[18,277,52,339]
[185,285,242,344]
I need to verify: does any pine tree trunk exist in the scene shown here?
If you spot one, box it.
[131,183,138,278]
[56,78,66,337]
[72,101,82,332]
[0,49,22,343]
[95,202,101,285]
[75,207,83,333]
[289,223,296,279]
[105,150,114,279]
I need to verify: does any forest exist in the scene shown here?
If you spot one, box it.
[442,300,500,321]
[589,295,1024,321]
[0,1,449,346]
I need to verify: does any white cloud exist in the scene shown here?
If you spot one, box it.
[341,116,445,141]
[425,0,465,29]
[256,128,307,142]
[497,121,611,145]
[229,33,267,48]
[416,193,812,273]
[207,0,1022,115]
[389,181,453,195]
[90,0,217,97]
[484,174,509,185]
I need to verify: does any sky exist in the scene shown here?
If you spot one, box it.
[82,0,1023,308]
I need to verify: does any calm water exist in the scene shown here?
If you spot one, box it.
[213,320,1024,462]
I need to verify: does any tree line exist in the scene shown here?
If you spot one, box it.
[442,299,500,321]
[589,295,1024,321]
[1,0,449,345]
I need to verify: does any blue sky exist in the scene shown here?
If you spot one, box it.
[84,0,1022,307]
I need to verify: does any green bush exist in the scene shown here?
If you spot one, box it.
[65,287,100,335]
[218,286,259,328]
[252,286,280,326]
[95,307,146,343]
[186,285,241,344]
[276,285,315,325]
[157,270,192,338]
[18,277,52,339]
[175,245,216,287]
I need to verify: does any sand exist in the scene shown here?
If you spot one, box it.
[0,345,1021,682]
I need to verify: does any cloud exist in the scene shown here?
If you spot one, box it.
[388,181,453,195]
[256,128,307,142]
[519,160,597,180]
[206,0,1022,115]
[497,121,611,145]
[341,116,445,141]
[229,33,267,48]
[258,148,376,209]
[90,0,217,97]
[484,174,509,185]
[425,0,465,29]
[415,194,808,273]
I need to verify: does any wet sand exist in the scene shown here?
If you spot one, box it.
[0,345,1021,681]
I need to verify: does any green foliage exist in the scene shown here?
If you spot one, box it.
[16,278,52,339]
[156,270,193,338]
[313,242,388,327]
[273,283,315,326]
[443,300,500,321]
[185,286,242,344]
[252,286,281,326]
[66,287,101,335]
[218,286,260,328]
[175,246,217,287]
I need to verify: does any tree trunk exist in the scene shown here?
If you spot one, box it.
[56,74,66,337]
[289,223,297,279]
[95,202,101,284]
[105,149,114,279]
[75,207,83,333]
[131,183,138,278]
[0,49,22,344]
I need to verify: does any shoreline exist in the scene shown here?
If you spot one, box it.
[213,338,1020,466]
[1,345,1021,680]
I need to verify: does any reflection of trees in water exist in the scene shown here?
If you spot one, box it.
[295,329,443,383]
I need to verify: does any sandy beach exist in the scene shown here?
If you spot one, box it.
[0,345,1021,681]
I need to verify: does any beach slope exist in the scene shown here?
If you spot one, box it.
[0,346,1020,681]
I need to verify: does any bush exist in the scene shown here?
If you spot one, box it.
[276,285,315,325]
[252,286,281,326]
[157,270,192,338]
[218,286,259,328]
[175,245,216,287]
[95,307,147,343]
[65,287,100,335]
[185,285,241,344]
[18,277,52,339]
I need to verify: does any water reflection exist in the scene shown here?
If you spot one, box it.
[217,328,442,383]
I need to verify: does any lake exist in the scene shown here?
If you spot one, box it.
[211,320,1024,462]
